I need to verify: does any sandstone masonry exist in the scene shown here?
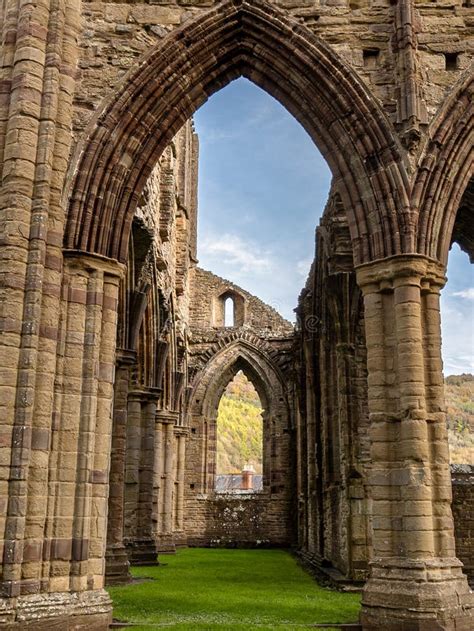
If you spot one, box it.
[0,1,472,629]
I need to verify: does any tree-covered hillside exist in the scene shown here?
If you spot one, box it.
[216,371,263,475]
[445,373,474,464]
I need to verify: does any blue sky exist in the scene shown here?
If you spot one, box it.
[194,78,474,376]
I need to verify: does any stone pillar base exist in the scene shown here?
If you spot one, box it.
[126,539,159,566]
[157,532,188,554]
[0,590,112,630]
[105,544,132,586]
[156,535,176,554]
[157,541,177,554]
[360,558,474,630]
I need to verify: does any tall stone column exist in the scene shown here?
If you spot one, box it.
[105,355,134,585]
[303,344,318,556]
[206,413,218,494]
[153,417,164,539]
[124,393,159,565]
[174,428,189,539]
[335,332,371,582]
[135,397,160,564]
[10,252,122,629]
[335,340,368,581]
[156,412,178,552]
[0,0,85,626]
[357,255,473,630]
[123,393,141,555]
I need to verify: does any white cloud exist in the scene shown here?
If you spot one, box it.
[198,232,302,321]
[200,233,271,273]
[198,97,284,147]
[453,288,474,300]
[200,128,240,144]
[443,355,474,375]
[247,102,281,128]
[297,259,312,278]
[441,292,474,375]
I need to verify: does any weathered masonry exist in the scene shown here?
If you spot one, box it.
[186,268,295,548]
[0,0,472,629]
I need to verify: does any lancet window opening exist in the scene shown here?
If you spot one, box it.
[224,297,235,328]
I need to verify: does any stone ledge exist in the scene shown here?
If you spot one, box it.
[0,590,112,629]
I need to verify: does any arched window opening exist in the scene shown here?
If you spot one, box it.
[441,183,474,464]
[224,296,235,327]
[215,371,263,493]
[214,290,246,328]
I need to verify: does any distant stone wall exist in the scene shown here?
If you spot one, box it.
[185,269,295,548]
[452,465,474,587]
[186,493,292,548]
[189,267,294,335]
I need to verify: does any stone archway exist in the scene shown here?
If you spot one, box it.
[0,0,473,628]
[64,0,410,266]
[185,339,293,547]
[414,69,474,265]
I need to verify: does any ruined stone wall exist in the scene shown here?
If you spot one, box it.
[185,493,292,548]
[74,1,473,157]
[189,267,294,334]
[0,0,473,628]
[185,269,295,547]
[451,465,474,587]
[107,121,198,580]
[296,191,371,583]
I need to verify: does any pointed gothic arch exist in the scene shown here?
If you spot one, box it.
[190,339,287,424]
[184,337,292,545]
[414,69,474,266]
[64,0,410,266]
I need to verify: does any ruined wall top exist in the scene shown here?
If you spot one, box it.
[189,267,294,337]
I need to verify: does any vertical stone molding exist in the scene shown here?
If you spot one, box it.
[155,412,180,553]
[66,256,121,597]
[174,428,189,537]
[105,358,134,586]
[356,255,473,630]
[163,418,177,544]
[124,393,159,565]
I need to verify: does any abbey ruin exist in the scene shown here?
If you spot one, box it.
[0,0,473,628]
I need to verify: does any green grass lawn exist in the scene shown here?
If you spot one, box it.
[108,548,360,630]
